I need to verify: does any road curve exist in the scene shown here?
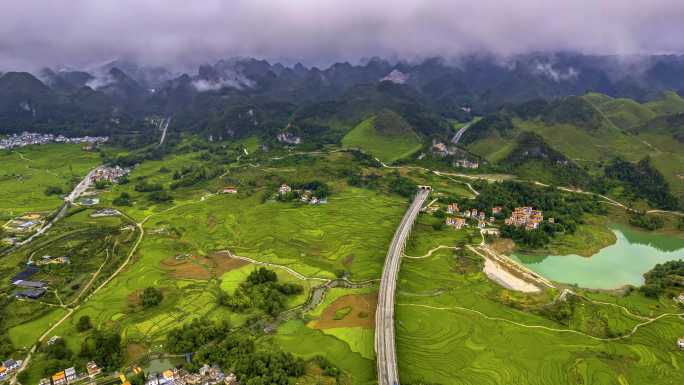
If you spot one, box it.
[376,188,430,385]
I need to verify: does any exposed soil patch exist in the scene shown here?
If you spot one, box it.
[342,254,355,268]
[207,214,218,231]
[126,342,148,361]
[312,293,377,329]
[160,252,247,280]
[211,251,249,275]
[490,238,516,254]
[127,289,143,306]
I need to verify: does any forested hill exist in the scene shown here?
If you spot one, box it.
[461,91,684,209]
[3,53,684,143]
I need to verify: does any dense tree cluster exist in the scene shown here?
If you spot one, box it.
[102,142,178,168]
[44,186,64,196]
[134,180,164,192]
[605,157,680,210]
[79,329,123,371]
[141,287,163,308]
[166,318,232,354]
[76,315,92,332]
[290,180,331,198]
[94,180,112,190]
[149,190,173,203]
[218,268,303,316]
[0,298,14,357]
[166,318,307,385]
[503,132,590,187]
[41,338,75,377]
[345,169,381,190]
[500,224,552,248]
[171,165,224,189]
[629,213,665,231]
[112,192,132,206]
[641,260,684,298]
[388,173,418,199]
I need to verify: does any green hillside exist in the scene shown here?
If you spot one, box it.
[585,92,684,202]
[463,94,684,205]
[583,92,656,129]
[341,112,423,163]
[644,91,684,115]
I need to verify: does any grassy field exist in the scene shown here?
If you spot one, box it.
[514,119,651,163]
[0,144,99,217]
[6,142,684,385]
[395,212,684,385]
[583,92,657,129]
[342,117,423,163]
[137,186,406,281]
[8,307,68,349]
[275,320,376,385]
[21,148,408,379]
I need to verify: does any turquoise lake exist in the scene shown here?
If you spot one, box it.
[511,225,684,289]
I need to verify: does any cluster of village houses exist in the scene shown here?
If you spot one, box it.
[38,359,101,385]
[0,132,108,150]
[33,354,239,385]
[145,364,237,385]
[278,184,327,205]
[443,204,553,232]
[0,359,21,382]
[504,206,549,230]
[444,203,501,230]
[429,143,480,169]
[89,166,129,184]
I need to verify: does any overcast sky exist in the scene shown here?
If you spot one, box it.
[2,0,684,70]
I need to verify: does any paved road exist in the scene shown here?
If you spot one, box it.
[376,188,430,385]
[159,117,171,145]
[66,166,99,203]
[451,120,474,145]
[1,166,100,257]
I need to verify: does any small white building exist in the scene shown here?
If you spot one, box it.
[278,184,291,195]
[678,337,684,350]
[676,293,684,303]
[86,362,101,377]
[482,228,500,236]
[224,373,238,385]
[199,365,210,377]
[65,367,77,382]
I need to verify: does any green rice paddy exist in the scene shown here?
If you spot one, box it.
[395,214,684,385]
[0,144,99,216]
[4,143,684,385]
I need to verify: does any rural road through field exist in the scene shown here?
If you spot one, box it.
[375,188,430,385]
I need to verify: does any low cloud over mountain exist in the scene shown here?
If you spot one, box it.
[2,0,684,70]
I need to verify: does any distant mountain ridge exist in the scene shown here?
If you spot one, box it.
[2,53,684,148]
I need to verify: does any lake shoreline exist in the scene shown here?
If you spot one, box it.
[512,226,684,290]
